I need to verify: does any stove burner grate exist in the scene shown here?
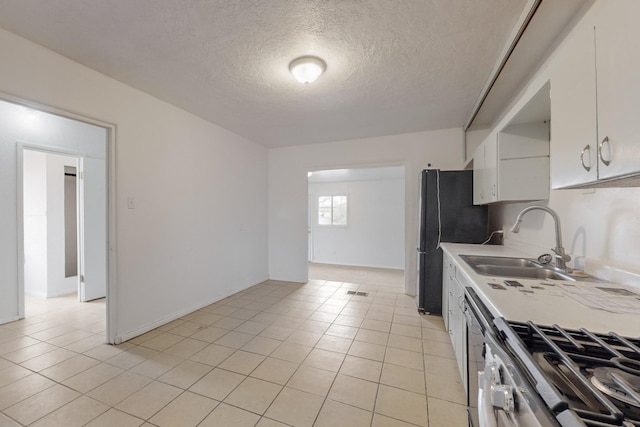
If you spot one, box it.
[591,367,640,408]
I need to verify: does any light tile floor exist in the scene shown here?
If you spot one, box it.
[0,272,467,426]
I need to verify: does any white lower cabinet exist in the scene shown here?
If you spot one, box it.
[442,253,467,390]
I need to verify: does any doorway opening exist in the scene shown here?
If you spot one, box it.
[3,97,113,343]
[307,166,406,289]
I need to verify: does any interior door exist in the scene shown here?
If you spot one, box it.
[78,156,107,302]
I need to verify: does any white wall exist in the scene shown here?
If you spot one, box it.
[23,150,48,298]
[268,128,465,294]
[309,177,404,269]
[0,28,269,341]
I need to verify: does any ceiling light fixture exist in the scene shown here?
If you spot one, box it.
[289,56,326,84]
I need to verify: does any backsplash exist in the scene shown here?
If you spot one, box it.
[491,186,640,284]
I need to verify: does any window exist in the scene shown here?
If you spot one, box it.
[318,195,347,226]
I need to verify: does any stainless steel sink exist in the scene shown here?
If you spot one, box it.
[472,265,573,280]
[459,255,576,281]
[459,255,537,268]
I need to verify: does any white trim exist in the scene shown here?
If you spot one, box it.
[0,316,20,325]
[6,93,118,344]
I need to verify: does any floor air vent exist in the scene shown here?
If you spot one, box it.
[346,290,369,297]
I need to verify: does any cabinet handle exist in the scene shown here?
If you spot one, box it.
[491,184,496,196]
[580,144,591,172]
[599,136,611,166]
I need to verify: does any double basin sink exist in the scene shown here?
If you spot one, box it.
[459,255,576,281]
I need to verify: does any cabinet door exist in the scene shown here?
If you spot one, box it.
[550,18,598,188]
[450,278,466,383]
[484,136,498,202]
[594,0,640,179]
[473,144,485,205]
[442,255,454,331]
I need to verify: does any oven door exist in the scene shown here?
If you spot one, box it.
[479,332,561,427]
[465,292,486,427]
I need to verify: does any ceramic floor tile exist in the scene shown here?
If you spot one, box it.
[189,326,228,343]
[84,408,145,427]
[390,324,422,339]
[3,384,80,426]
[0,337,40,355]
[218,350,265,375]
[380,363,426,394]
[0,413,20,427]
[157,360,212,389]
[371,413,420,427]
[189,368,245,401]
[129,352,183,379]
[427,396,468,427]
[315,334,353,353]
[424,354,460,378]
[425,372,466,404]
[138,332,184,351]
[384,347,424,371]
[234,320,269,335]
[264,387,324,427]
[241,336,281,355]
[388,334,423,353]
[148,391,218,427]
[361,319,392,333]
[393,315,422,327]
[199,402,259,427]
[87,372,152,406]
[259,325,295,341]
[62,363,124,393]
[30,395,109,427]
[423,339,456,359]
[115,381,182,420]
[0,365,32,388]
[354,329,389,345]
[375,385,428,426]
[215,331,255,349]
[2,342,58,364]
[333,315,364,328]
[39,354,99,382]
[328,374,378,411]
[189,343,235,367]
[19,347,77,372]
[286,365,336,396]
[325,324,359,339]
[339,355,383,382]
[104,346,158,370]
[224,377,282,415]
[0,373,56,410]
[348,341,387,362]
[422,327,451,343]
[315,399,373,427]
[213,317,246,330]
[270,342,313,363]
[250,357,298,385]
[285,330,323,347]
[163,337,209,358]
[303,348,346,372]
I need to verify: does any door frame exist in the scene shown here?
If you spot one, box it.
[8,93,118,344]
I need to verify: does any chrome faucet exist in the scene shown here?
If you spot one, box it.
[510,206,571,271]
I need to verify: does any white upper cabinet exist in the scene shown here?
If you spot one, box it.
[551,0,640,188]
[594,0,640,180]
[550,19,598,188]
[473,83,550,205]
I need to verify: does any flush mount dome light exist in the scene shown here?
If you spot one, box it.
[289,56,326,84]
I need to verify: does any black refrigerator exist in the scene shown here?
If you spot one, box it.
[416,169,488,315]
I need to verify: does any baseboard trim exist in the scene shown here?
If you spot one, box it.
[0,315,21,325]
[114,281,265,344]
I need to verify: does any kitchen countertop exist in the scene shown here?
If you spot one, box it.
[441,243,640,338]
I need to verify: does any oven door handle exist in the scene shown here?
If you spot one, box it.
[478,371,498,427]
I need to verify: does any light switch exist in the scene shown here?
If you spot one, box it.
[127,197,136,209]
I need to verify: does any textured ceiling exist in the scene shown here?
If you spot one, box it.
[0,0,528,147]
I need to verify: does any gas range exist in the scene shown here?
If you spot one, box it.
[494,318,640,426]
